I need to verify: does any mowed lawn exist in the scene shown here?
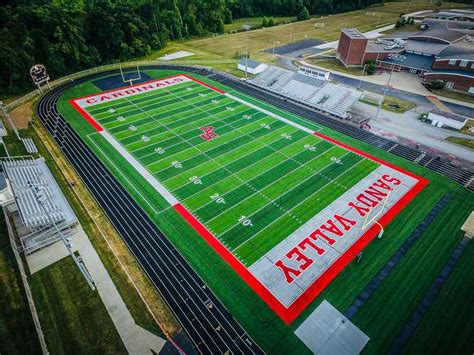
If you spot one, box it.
[81,78,379,266]
[143,2,471,65]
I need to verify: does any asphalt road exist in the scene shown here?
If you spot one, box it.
[36,70,264,355]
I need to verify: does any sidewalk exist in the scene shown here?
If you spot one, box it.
[27,227,166,354]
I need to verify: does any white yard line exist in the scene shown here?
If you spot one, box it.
[232,157,365,253]
[203,145,338,227]
[87,135,172,215]
[137,109,259,161]
[145,116,271,174]
[122,101,252,146]
[158,124,296,184]
[99,130,178,205]
[91,82,205,119]
[100,89,222,132]
[175,133,313,198]
[137,111,264,166]
[226,93,319,134]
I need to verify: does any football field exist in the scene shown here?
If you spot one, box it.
[70,74,427,323]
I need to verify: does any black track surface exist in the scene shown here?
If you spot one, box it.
[36,68,264,355]
[36,65,473,354]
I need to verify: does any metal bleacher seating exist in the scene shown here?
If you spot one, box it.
[251,65,361,119]
[3,159,64,229]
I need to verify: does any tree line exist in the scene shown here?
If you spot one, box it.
[1,0,385,96]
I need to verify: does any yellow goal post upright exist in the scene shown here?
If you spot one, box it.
[119,63,142,86]
[360,189,393,239]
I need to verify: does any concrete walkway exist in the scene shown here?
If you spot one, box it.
[27,227,166,354]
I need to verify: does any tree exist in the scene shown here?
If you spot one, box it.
[267,17,275,26]
[262,16,268,27]
[364,60,377,75]
[297,7,310,21]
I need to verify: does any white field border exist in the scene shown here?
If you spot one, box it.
[71,74,426,324]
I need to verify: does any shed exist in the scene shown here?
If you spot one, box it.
[427,109,470,129]
[237,59,268,75]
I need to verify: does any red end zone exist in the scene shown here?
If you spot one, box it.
[70,73,428,324]
[174,133,428,325]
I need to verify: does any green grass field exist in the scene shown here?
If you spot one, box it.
[57,69,474,354]
[142,2,471,69]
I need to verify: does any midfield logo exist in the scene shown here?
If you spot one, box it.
[200,126,218,140]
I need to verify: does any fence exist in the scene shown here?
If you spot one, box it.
[4,59,236,113]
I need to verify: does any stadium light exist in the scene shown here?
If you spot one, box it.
[272,41,280,57]
[374,55,403,121]
[30,184,96,291]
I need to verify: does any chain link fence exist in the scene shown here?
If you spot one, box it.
[4,59,237,113]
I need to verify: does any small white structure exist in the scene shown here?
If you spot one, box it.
[298,65,330,81]
[238,59,268,75]
[295,300,370,355]
[427,110,469,130]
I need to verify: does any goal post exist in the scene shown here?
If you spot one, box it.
[361,189,393,239]
[119,64,142,86]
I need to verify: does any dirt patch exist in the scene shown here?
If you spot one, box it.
[9,101,34,129]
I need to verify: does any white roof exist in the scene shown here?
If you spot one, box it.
[2,157,76,229]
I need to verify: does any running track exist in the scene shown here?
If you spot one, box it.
[36,70,264,354]
[36,66,473,354]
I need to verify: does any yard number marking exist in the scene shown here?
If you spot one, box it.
[200,126,218,141]
[141,135,150,142]
[190,176,202,185]
[171,161,182,169]
[239,215,253,227]
[211,193,226,204]
[281,133,292,140]
[304,144,316,152]
[155,147,165,154]
[117,116,125,122]
[129,125,137,131]
[331,157,342,164]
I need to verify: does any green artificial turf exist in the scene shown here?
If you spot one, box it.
[56,69,474,354]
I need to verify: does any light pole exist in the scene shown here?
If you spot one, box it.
[31,184,95,290]
[374,54,403,120]
[272,41,280,57]
[358,63,368,91]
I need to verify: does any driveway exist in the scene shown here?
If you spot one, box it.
[352,102,474,165]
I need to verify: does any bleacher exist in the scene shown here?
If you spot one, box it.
[2,157,78,253]
[250,65,361,119]
[3,159,64,228]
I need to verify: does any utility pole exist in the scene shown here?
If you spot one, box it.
[0,101,21,140]
[374,63,395,121]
